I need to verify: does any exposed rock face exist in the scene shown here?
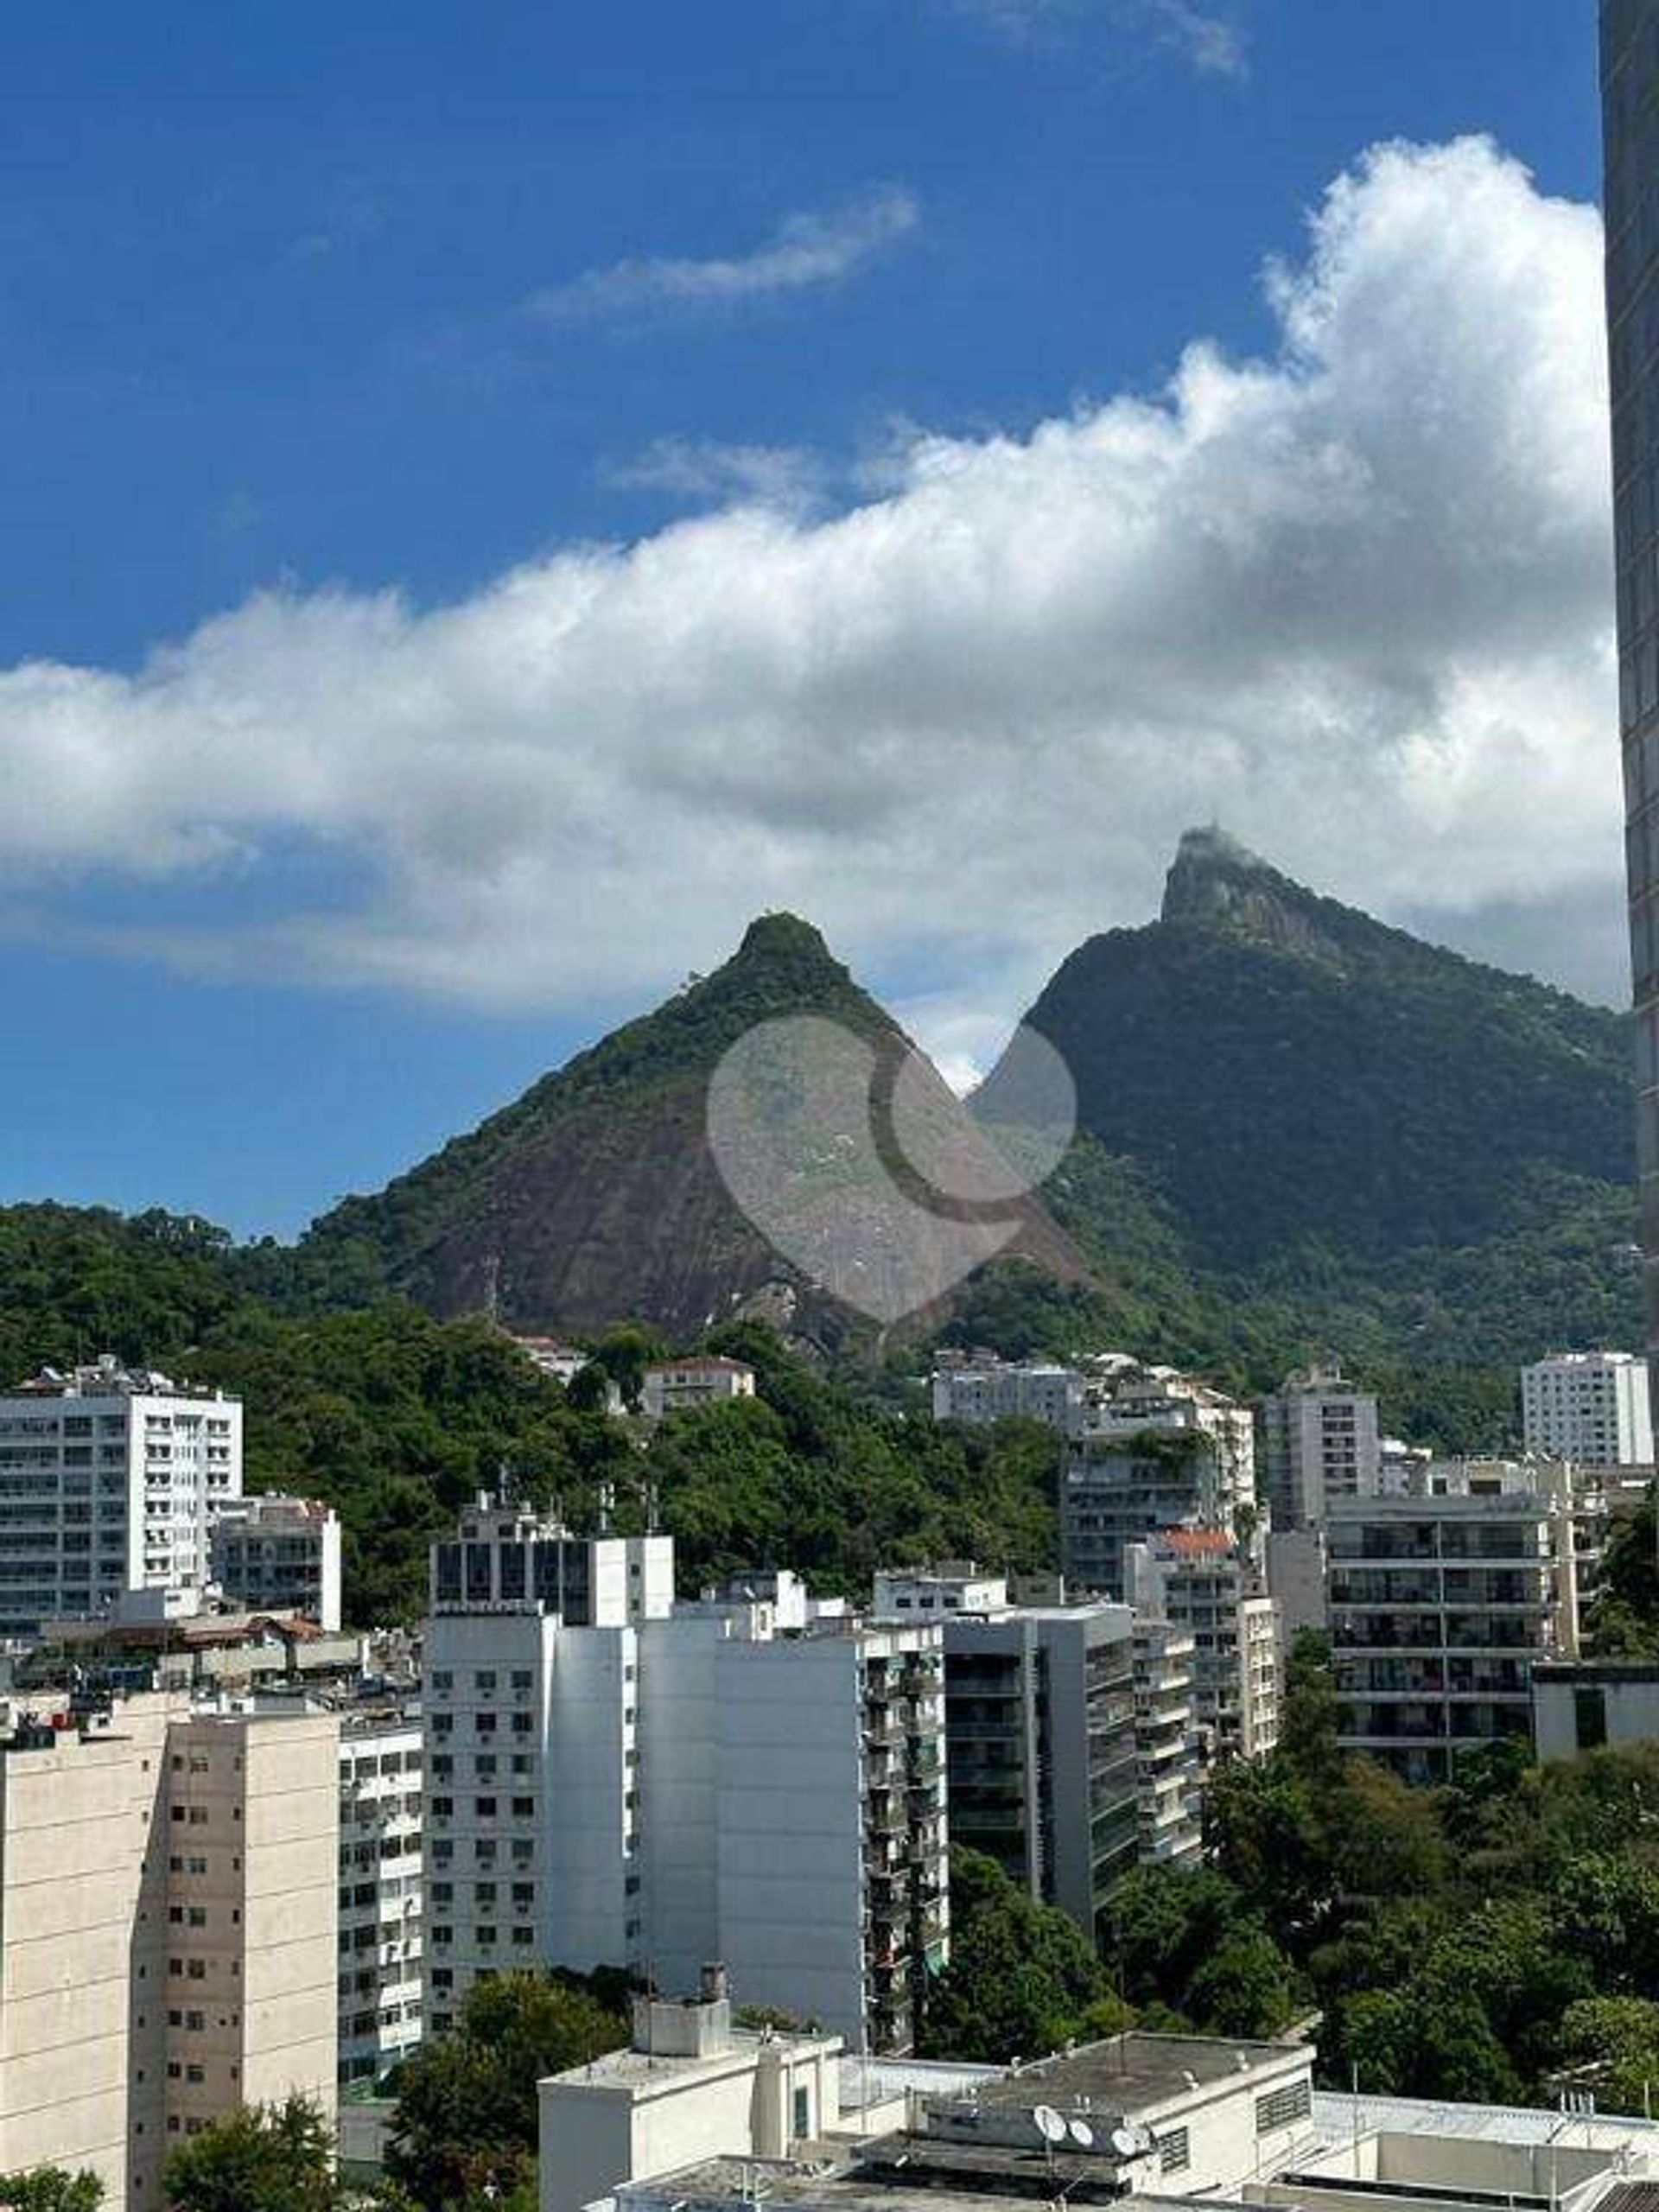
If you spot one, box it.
[302,913,1087,1343]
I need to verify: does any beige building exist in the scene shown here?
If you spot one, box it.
[0,1692,339,2207]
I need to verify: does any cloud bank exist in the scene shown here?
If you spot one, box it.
[0,137,1618,1071]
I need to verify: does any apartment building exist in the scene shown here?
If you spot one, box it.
[1132,1618,1202,1866]
[210,1496,344,1631]
[338,1715,423,2085]
[639,1602,949,2054]
[0,1691,337,2206]
[1260,1365,1382,1528]
[873,1570,1141,1941]
[1521,1351,1654,1468]
[1125,1532,1281,1766]
[640,1359,756,1420]
[929,1359,1084,1432]
[1325,1466,1580,1783]
[0,1358,242,1636]
[423,1499,675,2032]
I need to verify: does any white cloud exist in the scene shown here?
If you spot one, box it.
[604,438,829,513]
[525,188,920,323]
[1145,0,1246,79]
[0,137,1623,1056]
[939,0,1248,78]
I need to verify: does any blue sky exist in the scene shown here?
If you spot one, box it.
[0,0,1611,1236]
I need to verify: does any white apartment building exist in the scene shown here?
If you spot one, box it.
[639,1601,949,2053]
[929,1360,1084,1432]
[211,1495,343,1631]
[338,1715,423,2085]
[1326,1465,1581,1784]
[640,1358,756,1420]
[1125,1531,1281,1766]
[423,1498,675,2034]
[0,1690,337,2206]
[1522,1351,1654,1467]
[873,1570,1142,1940]
[0,1358,242,1636]
[1260,1365,1382,1527]
[423,1497,947,2054]
[1132,1618,1203,1866]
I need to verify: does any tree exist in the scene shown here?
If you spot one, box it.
[388,1971,628,2211]
[162,2097,335,2212]
[0,2173,104,2212]
[1185,1926,1297,2038]
[1103,1865,1243,2010]
[919,1849,1123,2063]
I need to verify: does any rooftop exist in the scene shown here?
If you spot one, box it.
[964,2031,1306,2115]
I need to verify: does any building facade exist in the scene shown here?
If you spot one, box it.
[423,1504,675,2032]
[1604,0,1659,1418]
[874,1572,1141,1940]
[640,1359,757,1420]
[0,1359,242,1637]
[929,1360,1084,1432]
[1132,1618,1203,1866]
[210,1496,344,1630]
[1326,1469,1581,1783]
[1520,1351,1654,1468]
[338,1715,423,2085]
[0,1692,337,2206]
[1260,1366,1382,1528]
[1125,1531,1281,1767]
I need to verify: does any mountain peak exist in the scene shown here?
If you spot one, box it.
[1160,826,1344,963]
[734,911,837,968]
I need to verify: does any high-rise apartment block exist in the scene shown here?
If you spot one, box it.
[1604,0,1659,1413]
[210,1495,344,1630]
[0,1359,242,1636]
[872,1570,1143,1942]
[1520,1351,1654,1467]
[1325,1465,1581,1784]
[0,1692,337,2204]
[423,1499,946,2053]
[1260,1366,1381,1527]
[338,1715,423,2086]
[1125,1532,1281,1766]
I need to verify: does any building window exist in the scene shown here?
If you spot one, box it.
[793,2086,811,2140]
[1157,2130,1190,2175]
[1255,2082,1311,2135]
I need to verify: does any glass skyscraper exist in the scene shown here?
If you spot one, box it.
[1603,1,1659,1375]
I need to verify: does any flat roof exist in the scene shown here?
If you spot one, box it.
[620,2164,1252,2212]
[1307,2093,1659,2154]
[964,2032,1306,2113]
[547,2027,837,2093]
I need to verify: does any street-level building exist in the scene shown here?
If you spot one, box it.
[0,1690,337,2207]
[1260,1365,1381,1528]
[338,1715,423,2086]
[1521,1351,1653,1468]
[1326,1465,1580,1783]
[0,1357,242,1637]
[211,1495,343,1631]
[1124,1531,1281,1766]
[873,1570,1141,1940]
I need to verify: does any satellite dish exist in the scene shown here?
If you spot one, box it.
[1109,2127,1141,2161]
[1034,2107,1067,2145]
[1069,2120,1096,2150]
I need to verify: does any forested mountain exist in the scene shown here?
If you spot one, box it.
[976,829,1643,1376]
[297,912,1085,1347]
